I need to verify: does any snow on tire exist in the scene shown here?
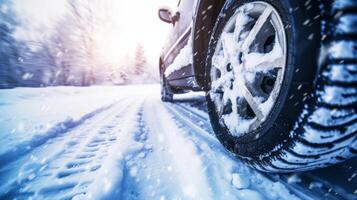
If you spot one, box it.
[205,0,357,172]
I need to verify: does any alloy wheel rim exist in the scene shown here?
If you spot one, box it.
[210,1,287,136]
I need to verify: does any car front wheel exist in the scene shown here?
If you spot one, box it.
[205,0,357,172]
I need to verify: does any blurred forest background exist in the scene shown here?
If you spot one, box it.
[0,0,160,89]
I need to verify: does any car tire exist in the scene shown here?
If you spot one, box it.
[161,73,173,102]
[205,0,357,172]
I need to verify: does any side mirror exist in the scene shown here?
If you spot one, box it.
[158,8,173,23]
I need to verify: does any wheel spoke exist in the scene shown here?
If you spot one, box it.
[216,98,224,116]
[249,119,260,132]
[212,54,227,73]
[212,72,232,93]
[242,6,273,52]
[244,54,284,72]
[221,33,237,64]
[212,54,221,69]
[211,79,224,93]
[236,77,265,120]
[233,11,253,42]
[243,39,284,72]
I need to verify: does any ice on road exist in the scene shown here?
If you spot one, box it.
[0,85,299,200]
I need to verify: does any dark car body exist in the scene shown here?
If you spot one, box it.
[159,0,226,91]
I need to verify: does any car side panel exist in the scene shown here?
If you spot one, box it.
[161,0,198,84]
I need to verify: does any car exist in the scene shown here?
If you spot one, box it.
[158,0,357,172]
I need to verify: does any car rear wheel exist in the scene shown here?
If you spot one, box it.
[205,0,357,172]
[161,73,173,102]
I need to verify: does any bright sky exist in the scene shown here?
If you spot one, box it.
[12,0,178,67]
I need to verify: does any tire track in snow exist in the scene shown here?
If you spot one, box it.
[119,103,184,200]
[80,99,146,200]
[165,102,300,200]
[134,98,214,200]
[0,97,141,200]
[0,98,125,169]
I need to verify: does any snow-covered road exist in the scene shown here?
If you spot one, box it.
[0,85,355,200]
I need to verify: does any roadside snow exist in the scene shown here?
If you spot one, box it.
[0,85,151,164]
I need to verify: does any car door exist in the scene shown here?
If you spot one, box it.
[163,0,198,81]
[176,0,197,37]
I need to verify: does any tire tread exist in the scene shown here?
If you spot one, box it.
[249,1,357,171]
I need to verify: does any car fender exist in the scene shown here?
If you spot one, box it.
[192,0,226,90]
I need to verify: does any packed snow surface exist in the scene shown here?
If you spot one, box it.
[0,85,299,200]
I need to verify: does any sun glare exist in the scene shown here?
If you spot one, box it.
[14,0,178,68]
[92,0,178,68]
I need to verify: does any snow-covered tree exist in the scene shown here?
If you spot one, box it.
[0,0,159,88]
[134,44,147,76]
[0,1,21,88]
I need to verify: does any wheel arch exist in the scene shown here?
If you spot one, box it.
[192,0,226,90]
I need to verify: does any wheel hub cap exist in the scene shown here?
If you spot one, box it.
[210,1,287,136]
